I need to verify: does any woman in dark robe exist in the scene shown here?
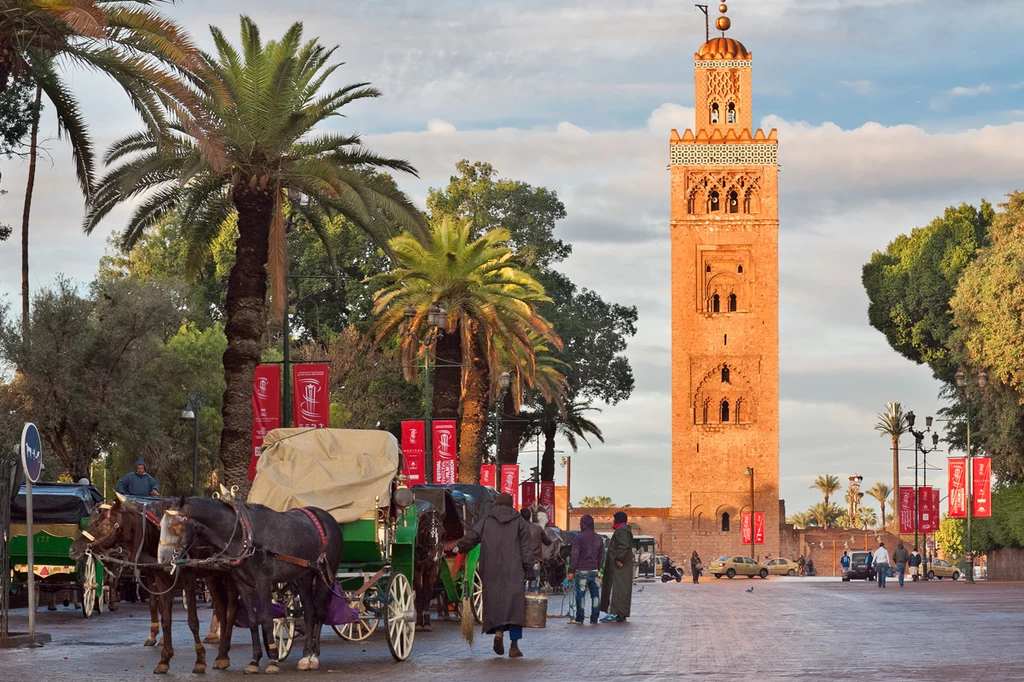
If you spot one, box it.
[457,492,534,658]
[599,510,634,622]
[690,550,702,584]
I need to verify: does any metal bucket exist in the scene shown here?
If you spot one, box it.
[524,593,547,628]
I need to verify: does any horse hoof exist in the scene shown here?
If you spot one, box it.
[265,664,280,675]
[309,657,319,671]
[192,664,207,675]
[297,658,310,671]
[203,635,220,644]
[213,658,230,670]
[243,664,261,675]
[154,664,170,675]
[145,639,157,647]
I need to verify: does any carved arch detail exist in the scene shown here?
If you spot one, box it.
[693,362,757,425]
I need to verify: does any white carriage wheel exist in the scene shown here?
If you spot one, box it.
[333,588,380,642]
[471,571,483,625]
[273,616,295,660]
[82,555,97,618]
[385,573,415,662]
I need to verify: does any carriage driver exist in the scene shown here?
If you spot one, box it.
[115,458,160,496]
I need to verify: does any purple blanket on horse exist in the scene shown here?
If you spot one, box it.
[234,585,358,627]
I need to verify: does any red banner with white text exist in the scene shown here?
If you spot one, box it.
[250,364,282,481]
[479,464,496,489]
[973,457,992,517]
[948,458,967,518]
[401,420,426,485]
[501,465,519,509]
[741,512,752,544]
[539,481,555,525]
[899,486,916,534]
[521,481,536,509]
[753,511,765,545]
[433,420,458,484]
[293,364,330,428]
[918,487,938,533]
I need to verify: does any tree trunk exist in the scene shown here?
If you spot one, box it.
[21,83,41,342]
[457,328,488,483]
[541,420,557,481]
[892,436,899,527]
[219,185,273,490]
[497,389,523,466]
[431,329,461,419]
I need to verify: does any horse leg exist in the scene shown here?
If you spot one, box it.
[154,580,175,674]
[213,577,236,670]
[259,578,280,675]
[239,591,262,675]
[184,574,207,674]
[295,578,316,671]
[145,583,160,646]
[310,578,332,669]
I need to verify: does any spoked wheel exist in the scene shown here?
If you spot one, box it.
[471,571,483,625]
[82,555,99,618]
[385,573,415,662]
[334,587,381,641]
[273,589,298,661]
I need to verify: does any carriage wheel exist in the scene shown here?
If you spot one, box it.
[333,586,380,641]
[385,573,415,662]
[273,616,295,661]
[82,555,98,618]
[471,571,483,625]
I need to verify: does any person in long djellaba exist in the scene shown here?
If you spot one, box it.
[457,492,534,658]
[599,510,634,623]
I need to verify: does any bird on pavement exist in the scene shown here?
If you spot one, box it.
[745,586,754,593]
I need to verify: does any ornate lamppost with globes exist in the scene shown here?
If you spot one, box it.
[403,303,448,484]
[955,368,988,584]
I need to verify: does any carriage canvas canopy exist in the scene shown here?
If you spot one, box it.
[248,428,399,523]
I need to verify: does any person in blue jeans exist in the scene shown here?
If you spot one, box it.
[566,514,605,625]
[873,541,891,588]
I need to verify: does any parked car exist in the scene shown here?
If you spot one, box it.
[927,559,961,580]
[763,557,798,576]
[847,551,876,580]
[709,555,769,579]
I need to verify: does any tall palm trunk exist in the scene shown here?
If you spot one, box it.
[219,185,273,489]
[457,329,488,483]
[21,83,41,341]
[497,390,522,466]
[541,419,557,481]
[892,436,899,527]
[432,331,461,419]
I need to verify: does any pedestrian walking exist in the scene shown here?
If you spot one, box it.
[892,541,909,587]
[909,548,923,582]
[566,514,604,625]
[599,511,634,623]
[865,550,874,581]
[457,492,534,658]
[522,508,552,593]
[840,550,851,580]
[690,550,702,584]
[873,541,891,588]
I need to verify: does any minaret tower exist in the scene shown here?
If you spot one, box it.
[669,4,780,558]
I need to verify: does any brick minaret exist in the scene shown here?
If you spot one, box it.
[668,7,780,560]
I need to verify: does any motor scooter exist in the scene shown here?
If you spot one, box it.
[661,557,684,582]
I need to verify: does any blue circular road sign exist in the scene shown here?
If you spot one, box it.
[21,422,43,483]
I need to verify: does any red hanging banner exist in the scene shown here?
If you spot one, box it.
[293,364,330,428]
[501,465,520,509]
[741,511,752,545]
[479,464,496,489]
[753,511,765,545]
[521,481,537,509]
[433,419,458,484]
[899,486,916,534]
[539,481,555,525]
[948,458,967,518]
[918,487,938,533]
[401,420,426,485]
[250,365,282,481]
[973,457,992,518]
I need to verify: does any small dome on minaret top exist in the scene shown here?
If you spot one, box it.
[695,2,751,60]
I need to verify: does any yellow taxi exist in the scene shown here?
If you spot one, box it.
[709,555,769,579]
[762,557,798,576]
[927,559,961,581]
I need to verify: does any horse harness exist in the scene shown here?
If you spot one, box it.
[262,508,333,584]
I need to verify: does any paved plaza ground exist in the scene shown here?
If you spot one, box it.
[3,577,1024,681]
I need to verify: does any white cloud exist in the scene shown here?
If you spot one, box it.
[426,118,457,134]
[839,80,877,96]
[949,84,993,97]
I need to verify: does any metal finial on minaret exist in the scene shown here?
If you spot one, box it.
[695,5,710,43]
[716,3,732,36]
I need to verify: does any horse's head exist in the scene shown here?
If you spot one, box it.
[70,498,125,561]
[157,497,191,567]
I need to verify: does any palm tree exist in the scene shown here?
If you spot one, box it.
[84,17,427,488]
[808,502,844,529]
[787,512,813,529]
[810,474,841,507]
[875,402,908,524]
[578,496,614,508]
[858,507,878,530]
[866,481,894,528]
[496,337,567,467]
[374,217,558,482]
[521,398,604,482]
[1,0,210,340]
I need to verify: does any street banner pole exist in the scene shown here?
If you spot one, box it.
[20,423,43,646]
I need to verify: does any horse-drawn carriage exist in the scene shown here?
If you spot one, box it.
[9,482,106,616]
[247,428,418,662]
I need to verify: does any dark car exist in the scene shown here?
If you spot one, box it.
[847,551,876,580]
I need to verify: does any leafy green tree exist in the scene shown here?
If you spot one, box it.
[578,496,615,508]
[866,481,894,528]
[810,474,841,507]
[374,218,557,482]
[935,515,965,558]
[83,17,427,489]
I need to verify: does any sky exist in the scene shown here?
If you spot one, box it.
[1,0,1023,515]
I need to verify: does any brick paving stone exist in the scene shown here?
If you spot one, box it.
[2,577,1024,681]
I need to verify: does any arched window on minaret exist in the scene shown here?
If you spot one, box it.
[706,264,712,273]
[721,512,731,532]
[709,191,720,212]
[727,102,736,123]
[712,293,720,313]
[729,293,737,312]
[722,366,730,383]
[728,190,739,214]
[711,103,719,123]
[720,399,730,423]
[738,264,744,274]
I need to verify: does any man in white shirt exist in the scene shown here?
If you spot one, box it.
[873,541,891,588]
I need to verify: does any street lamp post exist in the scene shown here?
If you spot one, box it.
[404,304,448,484]
[180,389,201,496]
[745,467,754,552]
[920,430,940,575]
[493,372,511,464]
[955,368,988,584]
[905,411,934,554]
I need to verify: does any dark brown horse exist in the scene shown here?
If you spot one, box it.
[69,499,236,674]
[411,500,444,630]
